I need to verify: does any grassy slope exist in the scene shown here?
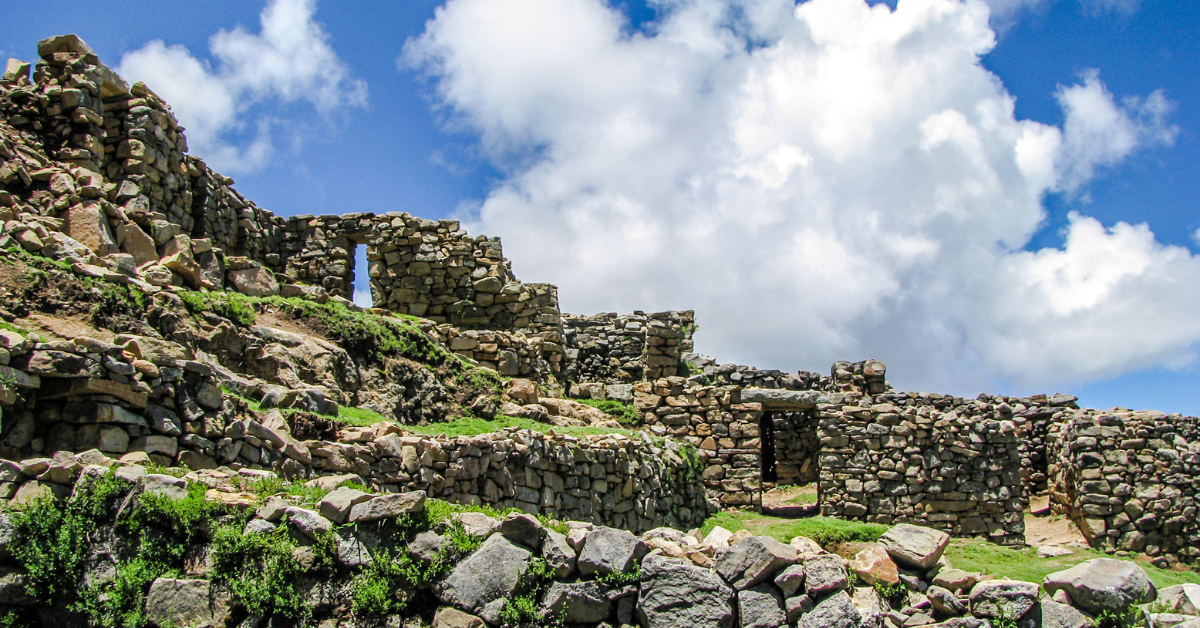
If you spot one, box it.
[702,510,1200,589]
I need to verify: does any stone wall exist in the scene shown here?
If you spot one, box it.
[817,392,1026,546]
[0,326,707,533]
[430,324,565,382]
[563,311,695,384]
[1048,409,1200,568]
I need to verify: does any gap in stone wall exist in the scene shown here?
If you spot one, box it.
[351,240,371,307]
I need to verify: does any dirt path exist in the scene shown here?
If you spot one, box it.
[761,483,819,509]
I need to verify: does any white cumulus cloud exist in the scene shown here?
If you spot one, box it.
[1055,70,1176,194]
[117,0,366,172]
[406,0,1200,394]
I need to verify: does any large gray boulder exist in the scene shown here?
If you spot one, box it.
[927,584,966,616]
[435,534,531,619]
[577,526,648,577]
[542,529,578,579]
[433,607,486,628]
[637,554,736,628]
[969,580,1040,621]
[317,486,373,524]
[878,524,950,570]
[1042,558,1156,615]
[1036,600,1092,628]
[347,491,425,523]
[739,584,786,628]
[716,536,799,590]
[1158,584,1200,616]
[801,590,862,628]
[144,578,231,628]
[540,581,612,624]
[804,554,850,595]
[850,586,889,628]
[498,513,545,550]
[774,564,805,598]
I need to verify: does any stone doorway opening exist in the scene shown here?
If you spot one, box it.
[759,409,820,516]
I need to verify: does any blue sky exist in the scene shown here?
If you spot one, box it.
[2,0,1197,414]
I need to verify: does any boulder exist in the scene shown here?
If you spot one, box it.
[1037,600,1092,628]
[317,486,373,524]
[410,531,445,565]
[498,513,544,551]
[715,535,799,590]
[434,607,486,628]
[801,590,862,628]
[804,554,850,595]
[786,594,814,624]
[969,580,1040,620]
[542,529,578,579]
[927,585,966,616]
[161,251,202,288]
[144,578,231,628]
[117,223,157,265]
[932,568,978,593]
[1159,584,1200,616]
[506,379,538,405]
[454,511,500,538]
[140,471,187,497]
[850,586,889,628]
[739,584,787,628]
[879,524,950,570]
[541,581,612,624]
[774,564,805,597]
[63,201,114,255]
[227,266,279,297]
[348,491,425,523]
[434,534,531,619]
[577,526,648,577]
[850,544,900,586]
[285,507,333,540]
[637,554,735,628]
[1043,559,1156,616]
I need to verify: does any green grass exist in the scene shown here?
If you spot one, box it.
[179,290,258,326]
[405,414,640,440]
[944,538,1200,589]
[788,492,818,505]
[339,405,389,427]
[700,510,888,546]
[0,320,28,336]
[574,398,641,426]
[702,510,1200,591]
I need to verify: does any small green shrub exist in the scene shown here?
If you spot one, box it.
[873,580,906,607]
[8,471,127,599]
[595,564,641,587]
[499,557,559,628]
[208,525,313,619]
[339,405,388,426]
[575,399,641,427]
[179,290,259,326]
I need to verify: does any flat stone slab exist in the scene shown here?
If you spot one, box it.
[739,389,842,410]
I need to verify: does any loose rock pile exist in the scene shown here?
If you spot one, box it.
[1,462,1171,628]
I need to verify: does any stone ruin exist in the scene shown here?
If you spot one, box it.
[1,34,1199,571]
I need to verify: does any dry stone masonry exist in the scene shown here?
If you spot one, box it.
[6,33,1200,584]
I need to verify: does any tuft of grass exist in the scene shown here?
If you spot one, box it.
[406,414,639,440]
[944,538,1200,589]
[700,511,887,547]
[339,405,388,427]
[575,398,641,427]
[179,290,258,326]
[0,320,28,336]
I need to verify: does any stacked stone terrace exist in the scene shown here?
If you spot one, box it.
[8,34,1200,569]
